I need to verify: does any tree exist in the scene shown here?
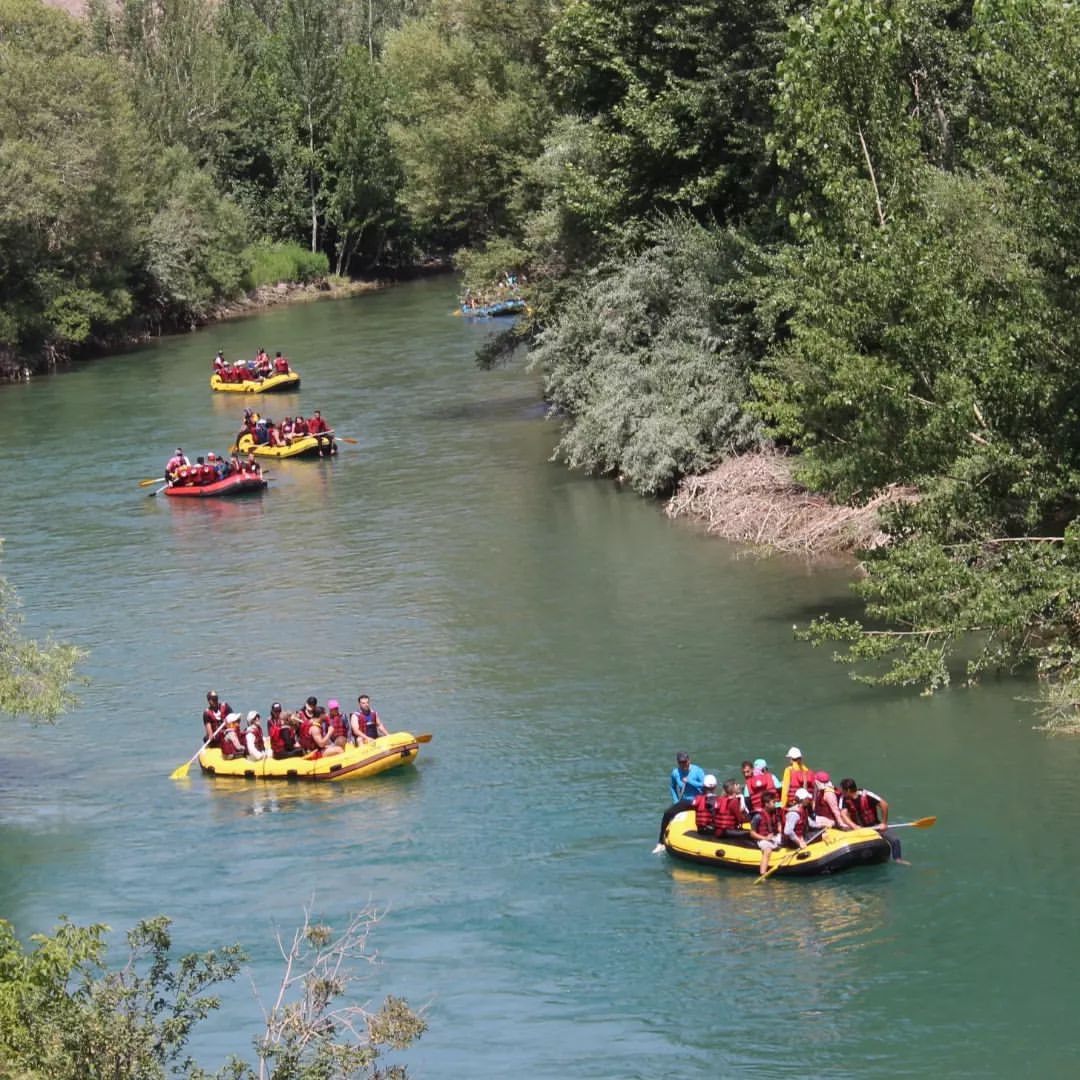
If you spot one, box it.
[531,216,767,495]
[0,544,84,722]
[0,908,425,1080]
[383,0,553,246]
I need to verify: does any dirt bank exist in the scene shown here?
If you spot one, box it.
[664,449,917,557]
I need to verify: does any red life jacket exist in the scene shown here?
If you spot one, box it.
[309,416,328,434]
[747,772,777,811]
[245,721,264,751]
[274,356,289,373]
[694,793,719,832]
[845,791,881,828]
[203,704,227,745]
[786,803,811,841]
[327,711,347,742]
[298,712,323,751]
[752,805,780,837]
[813,786,829,817]
[714,795,742,831]
[785,766,815,805]
[200,464,215,484]
[294,418,309,435]
[221,729,244,759]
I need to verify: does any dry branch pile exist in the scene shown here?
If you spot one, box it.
[665,450,918,555]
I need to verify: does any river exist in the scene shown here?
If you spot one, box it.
[0,276,1075,1077]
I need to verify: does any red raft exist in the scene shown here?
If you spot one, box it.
[164,473,267,498]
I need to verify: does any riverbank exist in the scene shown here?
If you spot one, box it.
[664,449,918,558]
[0,277,385,382]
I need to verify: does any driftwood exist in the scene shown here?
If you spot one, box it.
[665,450,918,556]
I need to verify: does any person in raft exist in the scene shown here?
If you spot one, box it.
[244,711,270,760]
[202,690,231,747]
[268,703,304,758]
[692,776,747,838]
[749,789,783,875]
[165,448,189,483]
[779,746,816,808]
[213,350,225,373]
[307,409,335,456]
[349,694,388,744]
[653,751,708,853]
[273,351,290,374]
[220,713,247,759]
[744,757,780,815]
[325,700,349,748]
[838,778,908,863]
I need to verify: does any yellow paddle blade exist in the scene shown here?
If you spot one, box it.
[169,762,191,780]
[909,816,936,828]
[415,732,433,743]
[451,308,463,316]
[138,477,165,487]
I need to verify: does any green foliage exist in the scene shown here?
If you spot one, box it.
[147,150,251,318]
[0,547,85,723]
[243,241,330,288]
[0,916,244,1079]
[383,0,553,244]
[531,216,766,495]
[0,911,424,1080]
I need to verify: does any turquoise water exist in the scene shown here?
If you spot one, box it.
[0,277,1075,1076]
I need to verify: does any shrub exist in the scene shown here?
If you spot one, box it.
[243,241,330,289]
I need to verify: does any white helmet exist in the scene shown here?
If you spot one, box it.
[786,746,802,759]
[703,774,718,788]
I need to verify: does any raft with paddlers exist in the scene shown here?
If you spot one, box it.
[237,433,322,459]
[661,810,893,876]
[164,472,267,498]
[210,371,301,394]
[198,731,428,782]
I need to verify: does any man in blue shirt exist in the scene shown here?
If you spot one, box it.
[654,752,707,853]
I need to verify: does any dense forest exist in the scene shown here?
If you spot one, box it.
[4,0,1080,721]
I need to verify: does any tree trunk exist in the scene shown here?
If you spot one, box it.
[308,104,318,253]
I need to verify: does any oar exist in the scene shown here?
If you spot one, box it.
[414,732,433,743]
[756,828,827,884]
[138,476,165,487]
[170,720,227,780]
[887,816,936,829]
[147,483,169,497]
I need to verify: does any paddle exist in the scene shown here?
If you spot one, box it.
[138,476,166,487]
[756,828,827,884]
[147,483,169,498]
[887,816,936,829]
[170,720,227,780]
[414,732,433,743]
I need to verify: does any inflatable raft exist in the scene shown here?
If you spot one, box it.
[459,298,526,318]
[236,433,323,459]
[199,731,423,782]
[165,473,267,498]
[210,371,301,394]
[662,810,891,876]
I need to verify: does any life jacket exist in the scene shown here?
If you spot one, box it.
[309,415,328,434]
[353,708,379,739]
[298,716,318,752]
[203,705,227,745]
[813,785,834,818]
[245,721,265,752]
[844,791,881,828]
[785,765,815,805]
[752,804,780,838]
[221,729,244,759]
[200,464,215,484]
[293,417,309,435]
[786,802,811,842]
[714,794,742,832]
[326,711,347,742]
[274,356,289,373]
[747,772,777,811]
[694,792,719,832]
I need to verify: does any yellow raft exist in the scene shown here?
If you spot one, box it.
[236,433,322,459]
[662,809,891,876]
[210,372,301,394]
[199,731,422,782]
